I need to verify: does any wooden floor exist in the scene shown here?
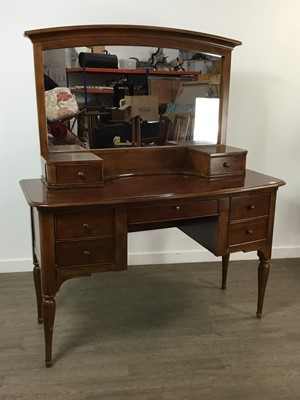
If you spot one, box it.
[1,258,300,399]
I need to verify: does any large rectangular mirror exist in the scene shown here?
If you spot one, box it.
[43,45,222,149]
[25,25,241,157]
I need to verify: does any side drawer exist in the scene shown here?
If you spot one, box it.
[228,217,268,247]
[56,238,114,267]
[129,200,218,224]
[230,193,270,221]
[187,146,247,178]
[55,163,103,185]
[210,155,245,176]
[55,210,114,239]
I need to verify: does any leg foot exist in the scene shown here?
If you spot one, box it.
[221,254,230,289]
[43,295,56,368]
[256,250,271,318]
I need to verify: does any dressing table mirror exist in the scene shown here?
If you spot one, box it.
[25,25,247,189]
[21,25,285,367]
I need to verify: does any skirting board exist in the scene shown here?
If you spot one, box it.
[1,246,299,273]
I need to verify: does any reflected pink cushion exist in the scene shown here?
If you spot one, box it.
[45,87,79,122]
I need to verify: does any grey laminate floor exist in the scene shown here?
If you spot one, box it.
[1,258,300,399]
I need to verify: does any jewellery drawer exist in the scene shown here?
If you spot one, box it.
[56,238,114,267]
[55,164,103,185]
[230,193,270,221]
[55,210,114,239]
[187,145,247,178]
[42,152,104,189]
[228,217,268,246]
[210,155,245,176]
[129,200,218,224]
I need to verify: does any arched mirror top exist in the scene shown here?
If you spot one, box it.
[25,24,241,51]
[25,25,241,157]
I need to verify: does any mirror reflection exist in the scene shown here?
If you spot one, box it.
[43,45,222,150]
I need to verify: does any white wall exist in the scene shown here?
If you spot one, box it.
[1,0,299,273]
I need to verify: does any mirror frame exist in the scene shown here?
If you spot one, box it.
[25,24,241,157]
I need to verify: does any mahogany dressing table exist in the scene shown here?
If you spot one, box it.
[21,25,285,367]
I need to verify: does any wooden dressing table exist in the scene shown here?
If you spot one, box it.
[21,25,285,367]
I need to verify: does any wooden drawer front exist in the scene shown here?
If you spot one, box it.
[129,200,218,224]
[228,217,268,246]
[56,164,103,184]
[56,238,114,267]
[230,193,270,221]
[210,155,245,176]
[55,210,114,239]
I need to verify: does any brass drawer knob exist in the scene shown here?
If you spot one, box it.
[83,250,90,255]
[175,206,180,211]
[247,204,255,210]
[82,222,89,229]
[246,229,253,235]
[223,162,231,168]
[77,171,85,178]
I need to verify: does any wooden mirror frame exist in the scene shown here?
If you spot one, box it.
[25,24,241,158]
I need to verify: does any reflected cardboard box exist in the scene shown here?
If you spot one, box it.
[119,95,159,122]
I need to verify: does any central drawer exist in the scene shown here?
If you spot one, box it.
[55,210,114,239]
[129,200,218,224]
[56,238,114,267]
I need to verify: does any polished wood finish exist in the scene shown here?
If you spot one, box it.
[20,168,284,366]
[41,151,104,189]
[186,145,247,178]
[129,200,218,225]
[22,25,285,368]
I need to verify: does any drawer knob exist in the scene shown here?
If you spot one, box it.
[77,171,85,178]
[223,162,231,168]
[83,250,90,256]
[175,206,180,211]
[247,204,255,210]
[246,229,253,235]
[82,222,89,229]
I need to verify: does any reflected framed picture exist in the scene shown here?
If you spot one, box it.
[173,114,191,141]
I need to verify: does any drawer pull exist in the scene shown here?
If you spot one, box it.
[77,171,85,178]
[82,222,89,229]
[83,250,90,255]
[175,206,180,211]
[223,162,231,168]
[246,229,253,235]
[247,204,255,210]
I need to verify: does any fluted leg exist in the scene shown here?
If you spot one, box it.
[221,254,230,289]
[256,250,271,319]
[42,295,56,367]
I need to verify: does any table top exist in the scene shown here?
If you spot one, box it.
[20,170,285,208]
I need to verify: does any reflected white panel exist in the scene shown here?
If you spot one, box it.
[193,98,219,143]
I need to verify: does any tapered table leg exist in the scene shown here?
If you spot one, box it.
[256,250,271,319]
[221,254,230,289]
[33,263,43,324]
[42,295,56,367]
